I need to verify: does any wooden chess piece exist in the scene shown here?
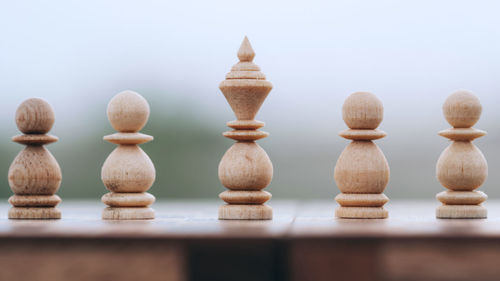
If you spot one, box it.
[334,92,390,219]
[436,90,488,219]
[8,98,62,219]
[101,90,156,220]
[218,37,273,220]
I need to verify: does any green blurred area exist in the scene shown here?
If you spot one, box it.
[1,97,498,201]
[0,104,230,200]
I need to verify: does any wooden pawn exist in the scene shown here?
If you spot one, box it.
[8,98,62,219]
[436,90,488,219]
[101,90,156,220]
[334,92,390,219]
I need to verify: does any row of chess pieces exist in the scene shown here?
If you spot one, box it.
[6,37,489,220]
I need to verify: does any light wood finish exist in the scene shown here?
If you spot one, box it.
[107,90,150,132]
[436,190,487,205]
[8,207,61,219]
[436,205,487,219]
[102,192,155,207]
[8,98,62,219]
[436,90,488,219]
[15,97,55,134]
[9,195,61,207]
[219,190,272,204]
[102,207,155,220]
[218,37,273,220]
[11,134,58,144]
[101,90,156,220]
[335,206,388,218]
[341,91,383,129]
[219,204,272,220]
[335,193,389,207]
[334,92,390,219]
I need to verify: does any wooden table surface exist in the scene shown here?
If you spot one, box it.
[1,200,499,281]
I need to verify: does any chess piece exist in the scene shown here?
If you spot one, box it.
[218,37,273,220]
[101,90,156,220]
[334,92,390,219]
[8,98,62,219]
[436,90,488,219]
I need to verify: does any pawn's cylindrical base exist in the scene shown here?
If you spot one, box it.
[102,207,154,220]
[335,206,388,219]
[219,204,272,220]
[9,207,61,219]
[436,205,487,219]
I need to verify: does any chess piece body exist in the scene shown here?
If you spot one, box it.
[334,92,389,219]
[8,98,62,219]
[218,37,273,220]
[436,90,487,219]
[101,91,156,220]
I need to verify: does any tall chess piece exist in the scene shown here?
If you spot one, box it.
[101,91,156,220]
[436,90,488,219]
[8,98,62,219]
[218,37,273,220]
[334,92,390,219]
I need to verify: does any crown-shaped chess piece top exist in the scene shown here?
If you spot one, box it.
[436,90,488,218]
[334,92,390,219]
[101,90,156,220]
[8,98,62,219]
[218,37,273,220]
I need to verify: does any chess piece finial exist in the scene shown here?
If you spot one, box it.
[101,90,156,220]
[237,36,255,62]
[436,90,487,218]
[334,92,390,219]
[218,37,273,220]
[8,98,62,219]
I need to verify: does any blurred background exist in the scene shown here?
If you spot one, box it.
[0,0,499,201]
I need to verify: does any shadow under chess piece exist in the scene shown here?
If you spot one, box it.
[436,90,488,219]
[8,98,62,219]
[101,91,156,220]
[334,92,390,219]
[218,36,273,220]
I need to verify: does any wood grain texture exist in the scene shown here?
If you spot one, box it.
[0,201,500,281]
[15,98,55,134]
[436,90,487,219]
[101,91,156,220]
[9,195,61,207]
[0,200,297,238]
[218,37,273,220]
[219,190,272,204]
[1,200,500,239]
[334,92,389,219]
[8,98,62,219]
[0,239,185,281]
[102,192,155,207]
[219,204,272,220]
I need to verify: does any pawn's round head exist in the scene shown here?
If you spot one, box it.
[342,92,383,129]
[16,98,55,134]
[443,90,482,128]
[107,91,150,132]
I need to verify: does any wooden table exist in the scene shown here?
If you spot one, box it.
[0,200,499,281]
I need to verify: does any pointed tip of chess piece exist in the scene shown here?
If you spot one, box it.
[237,36,255,62]
[220,37,272,121]
[342,92,383,129]
[443,90,482,128]
[16,98,55,134]
[107,90,150,133]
